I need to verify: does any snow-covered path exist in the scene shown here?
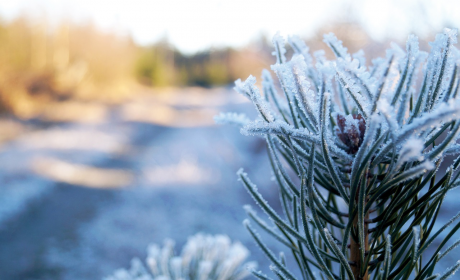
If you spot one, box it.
[0,88,280,279]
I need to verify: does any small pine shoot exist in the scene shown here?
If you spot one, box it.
[105,234,256,280]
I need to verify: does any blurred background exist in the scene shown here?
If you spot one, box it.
[0,0,459,279]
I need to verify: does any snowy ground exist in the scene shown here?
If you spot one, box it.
[0,87,459,279]
[0,88,283,280]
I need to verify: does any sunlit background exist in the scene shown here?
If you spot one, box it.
[0,0,459,279]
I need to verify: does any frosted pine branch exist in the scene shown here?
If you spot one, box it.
[217,28,460,280]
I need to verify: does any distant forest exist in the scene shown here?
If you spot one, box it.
[134,38,272,87]
[0,14,396,116]
[0,15,274,97]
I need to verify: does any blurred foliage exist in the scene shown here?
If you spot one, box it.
[0,15,389,120]
[0,15,274,118]
[0,15,139,117]
[134,39,271,88]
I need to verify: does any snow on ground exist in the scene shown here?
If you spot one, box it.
[0,87,459,279]
[0,88,284,279]
[0,123,129,225]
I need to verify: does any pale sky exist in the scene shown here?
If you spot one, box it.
[0,0,459,54]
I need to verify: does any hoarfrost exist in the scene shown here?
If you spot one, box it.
[214,113,250,127]
[439,260,460,280]
[272,32,287,64]
[106,234,254,280]
[234,76,275,123]
[396,137,425,168]
[288,35,312,65]
[323,33,351,61]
